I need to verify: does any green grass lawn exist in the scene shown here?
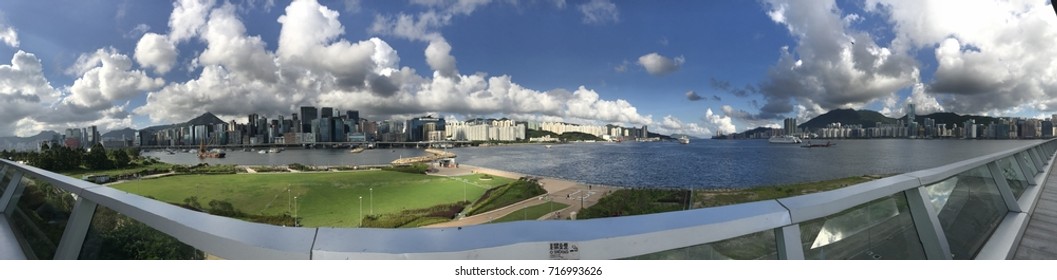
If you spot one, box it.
[113,171,514,227]
[490,201,569,223]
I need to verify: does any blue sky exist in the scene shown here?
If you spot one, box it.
[0,0,1055,137]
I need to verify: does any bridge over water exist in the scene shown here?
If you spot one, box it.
[2,140,1056,259]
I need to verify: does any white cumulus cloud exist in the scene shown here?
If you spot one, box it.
[425,38,458,78]
[757,0,918,119]
[637,52,684,76]
[864,0,1057,116]
[134,33,178,74]
[705,108,736,135]
[64,48,165,112]
[168,0,216,43]
[0,20,18,48]
[134,0,655,130]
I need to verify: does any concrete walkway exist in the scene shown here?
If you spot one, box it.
[424,164,613,228]
[1014,156,1057,259]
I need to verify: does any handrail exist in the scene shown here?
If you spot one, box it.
[0,138,1054,259]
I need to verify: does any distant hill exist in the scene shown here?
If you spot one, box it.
[799,109,897,129]
[722,108,1014,138]
[141,112,227,133]
[910,112,1002,127]
[711,126,774,139]
[101,128,137,140]
[0,131,61,151]
[647,132,673,140]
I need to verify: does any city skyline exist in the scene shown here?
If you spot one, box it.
[1,1,1057,139]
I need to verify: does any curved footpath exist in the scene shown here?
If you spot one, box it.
[424,164,614,228]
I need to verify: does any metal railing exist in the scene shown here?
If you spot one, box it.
[1,139,1054,260]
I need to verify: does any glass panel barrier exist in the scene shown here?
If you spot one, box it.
[1020,152,1038,176]
[996,156,1029,199]
[78,205,207,260]
[924,165,1007,259]
[9,176,74,260]
[624,229,777,260]
[798,193,925,260]
[0,168,10,194]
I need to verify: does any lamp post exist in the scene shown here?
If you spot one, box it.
[293,196,299,227]
[369,188,374,215]
[358,196,363,227]
[547,196,554,219]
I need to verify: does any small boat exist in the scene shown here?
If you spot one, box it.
[258,150,267,154]
[678,136,690,144]
[801,141,836,148]
[268,147,282,153]
[545,144,552,149]
[349,147,366,153]
[768,135,802,144]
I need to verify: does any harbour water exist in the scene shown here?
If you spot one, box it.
[147,139,1044,189]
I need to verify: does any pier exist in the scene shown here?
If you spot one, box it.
[390,149,456,165]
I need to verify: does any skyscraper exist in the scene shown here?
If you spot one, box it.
[321,107,334,118]
[300,106,318,133]
[347,110,359,125]
[907,103,916,124]
[783,118,797,136]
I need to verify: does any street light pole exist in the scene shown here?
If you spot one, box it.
[369,188,373,215]
[358,196,363,227]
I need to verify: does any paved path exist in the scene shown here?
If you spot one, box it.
[424,164,613,228]
[1014,154,1057,259]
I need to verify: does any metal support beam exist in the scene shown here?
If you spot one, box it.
[0,165,8,192]
[53,194,97,260]
[987,162,1022,213]
[0,171,24,216]
[1029,148,1044,170]
[904,187,952,260]
[1015,153,1038,186]
[775,225,804,260]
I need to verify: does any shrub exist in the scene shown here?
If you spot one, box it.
[466,178,545,216]
[361,201,469,228]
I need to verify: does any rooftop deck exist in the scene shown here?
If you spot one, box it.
[1014,158,1057,259]
[2,139,1056,260]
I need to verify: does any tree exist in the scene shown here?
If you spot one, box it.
[111,149,130,168]
[85,143,112,170]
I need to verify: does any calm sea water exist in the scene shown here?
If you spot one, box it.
[146,148,430,167]
[147,139,1044,189]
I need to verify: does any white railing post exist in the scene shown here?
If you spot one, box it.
[53,194,98,260]
[987,162,1022,213]
[904,187,952,260]
[0,171,24,216]
[1015,153,1038,186]
[775,225,804,260]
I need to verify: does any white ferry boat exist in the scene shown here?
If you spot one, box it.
[768,135,802,144]
[678,136,690,144]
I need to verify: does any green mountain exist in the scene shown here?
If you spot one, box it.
[910,112,1002,127]
[798,109,897,129]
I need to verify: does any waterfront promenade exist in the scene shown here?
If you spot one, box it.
[425,164,613,227]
